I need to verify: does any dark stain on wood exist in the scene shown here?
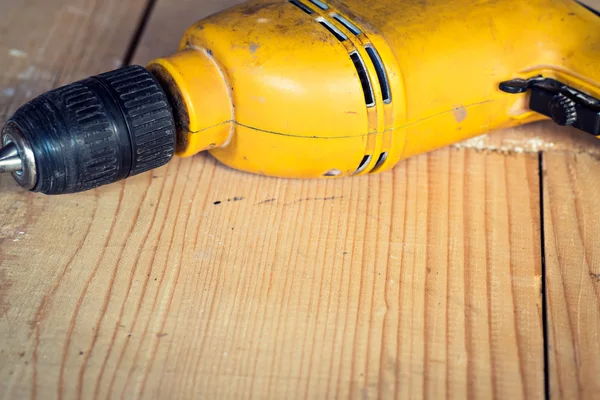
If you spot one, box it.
[257,198,276,205]
[284,196,343,206]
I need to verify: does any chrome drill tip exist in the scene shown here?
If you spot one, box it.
[1,124,36,189]
[0,142,18,159]
[0,143,22,173]
[0,156,22,173]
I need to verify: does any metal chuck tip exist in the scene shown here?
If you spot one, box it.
[0,143,23,173]
[1,123,36,190]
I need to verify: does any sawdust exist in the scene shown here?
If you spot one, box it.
[453,134,556,154]
[451,122,600,156]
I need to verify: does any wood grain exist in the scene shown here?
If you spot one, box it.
[5,0,598,398]
[0,0,172,398]
[132,0,246,65]
[0,0,151,125]
[543,151,600,400]
[0,147,544,398]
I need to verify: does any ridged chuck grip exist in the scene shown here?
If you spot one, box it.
[7,65,176,194]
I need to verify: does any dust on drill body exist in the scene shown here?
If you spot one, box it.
[1,0,599,194]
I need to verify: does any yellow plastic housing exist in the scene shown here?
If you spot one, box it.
[148,0,600,178]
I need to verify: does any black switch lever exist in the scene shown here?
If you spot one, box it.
[499,77,600,136]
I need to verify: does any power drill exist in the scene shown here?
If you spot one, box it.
[1,0,599,194]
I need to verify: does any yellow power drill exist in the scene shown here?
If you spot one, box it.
[1,0,599,194]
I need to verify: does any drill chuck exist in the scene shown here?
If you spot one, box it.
[0,65,176,194]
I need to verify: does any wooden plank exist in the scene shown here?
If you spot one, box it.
[0,0,169,398]
[579,0,600,12]
[0,0,152,124]
[131,0,246,64]
[0,0,550,397]
[543,151,600,400]
[0,145,544,398]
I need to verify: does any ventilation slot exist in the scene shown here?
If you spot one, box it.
[309,0,329,10]
[288,0,314,14]
[323,169,342,177]
[316,17,348,41]
[355,155,372,174]
[370,152,388,172]
[331,13,361,35]
[349,52,375,107]
[365,46,391,104]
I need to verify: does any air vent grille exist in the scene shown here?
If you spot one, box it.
[365,46,391,104]
[308,0,329,10]
[289,0,314,14]
[349,52,375,108]
[287,0,394,174]
[316,17,348,41]
[331,13,361,35]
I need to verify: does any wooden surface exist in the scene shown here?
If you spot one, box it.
[543,152,600,400]
[0,0,598,399]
